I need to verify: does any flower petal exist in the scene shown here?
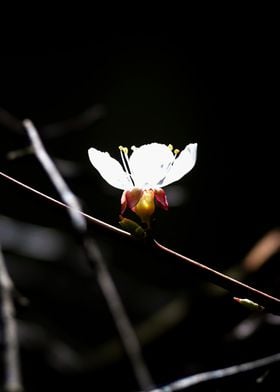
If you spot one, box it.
[88,147,132,190]
[129,143,174,188]
[161,143,197,187]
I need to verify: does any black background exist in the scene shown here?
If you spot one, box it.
[0,23,279,391]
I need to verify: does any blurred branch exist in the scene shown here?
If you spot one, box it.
[16,298,187,374]
[22,119,154,391]
[0,108,23,134]
[242,229,280,272]
[0,105,104,138]
[146,352,280,391]
[0,246,23,392]
[42,105,105,138]
[24,119,86,231]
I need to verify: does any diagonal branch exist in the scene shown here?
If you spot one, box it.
[0,169,130,237]
[23,119,154,391]
[1,167,280,317]
[0,246,23,392]
[153,240,280,316]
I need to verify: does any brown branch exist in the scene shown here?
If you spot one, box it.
[1,164,280,317]
[1,167,280,316]
[0,169,130,238]
[153,240,280,316]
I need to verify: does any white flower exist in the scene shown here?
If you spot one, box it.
[88,142,197,225]
[88,143,197,190]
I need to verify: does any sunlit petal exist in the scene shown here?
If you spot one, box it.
[88,147,131,190]
[161,143,197,187]
[129,143,174,188]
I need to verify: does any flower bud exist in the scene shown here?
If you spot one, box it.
[119,216,146,238]
[233,297,264,312]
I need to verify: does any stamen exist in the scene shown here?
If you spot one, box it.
[174,148,180,155]
[119,146,134,186]
[168,144,173,151]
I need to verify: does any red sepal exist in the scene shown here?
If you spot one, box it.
[154,188,168,210]
[125,188,143,210]
[120,188,143,214]
[120,191,127,215]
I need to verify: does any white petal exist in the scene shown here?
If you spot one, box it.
[161,143,197,187]
[129,143,174,188]
[88,147,131,190]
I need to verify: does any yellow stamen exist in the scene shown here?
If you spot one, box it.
[119,146,134,186]
[168,144,173,151]
[174,148,180,155]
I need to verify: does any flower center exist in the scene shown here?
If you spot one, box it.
[119,144,181,189]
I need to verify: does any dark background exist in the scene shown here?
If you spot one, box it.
[0,25,279,391]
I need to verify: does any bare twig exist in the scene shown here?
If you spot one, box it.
[0,169,130,238]
[153,240,280,316]
[146,352,280,391]
[23,119,154,390]
[1,167,280,317]
[0,246,23,392]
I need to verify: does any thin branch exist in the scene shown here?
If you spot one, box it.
[153,240,280,316]
[1,168,280,317]
[0,169,130,238]
[23,119,154,390]
[0,246,23,392]
[146,352,280,391]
